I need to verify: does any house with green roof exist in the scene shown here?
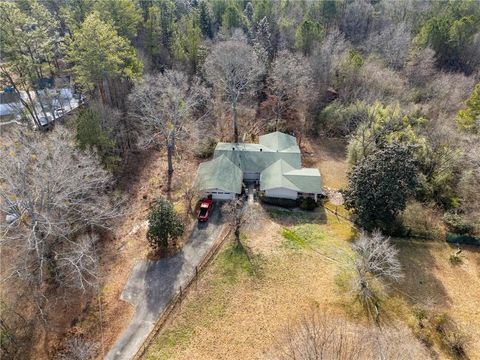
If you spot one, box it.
[195,132,323,201]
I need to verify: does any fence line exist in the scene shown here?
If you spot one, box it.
[131,226,232,360]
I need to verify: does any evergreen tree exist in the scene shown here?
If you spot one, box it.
[295,18,325,55]
[94,0,142,40]
[344,143,418,232]
[67,12,142,104]
[415,0,480,72]
[145,5,163,64]
[0,0,61,128]
[199,0,214,39]
[147,199,184,250]
[172,13,203,73]
[457,83,480,133]
[221,4,246,34]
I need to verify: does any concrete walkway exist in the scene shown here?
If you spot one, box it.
[105,207,226,360]
[247,183,255,205]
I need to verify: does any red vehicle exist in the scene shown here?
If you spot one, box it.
[197,199,214,222]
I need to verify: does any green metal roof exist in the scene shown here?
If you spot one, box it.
[284,168,323,193]
[196,132,322,196]
[259,159,297,190]
[195,155,243,193]
[214,140,301,173]
[259,132,299,151]
[260,160,323,193]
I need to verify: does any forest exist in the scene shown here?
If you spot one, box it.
[0,0,479,359]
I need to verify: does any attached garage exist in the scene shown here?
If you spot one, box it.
[203,188,236,200]
[195,155,243,201]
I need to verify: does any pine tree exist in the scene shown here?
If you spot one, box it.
[199,1,214,39]
[67,12,142,104]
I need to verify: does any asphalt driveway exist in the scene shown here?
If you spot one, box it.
[105,205,226,360]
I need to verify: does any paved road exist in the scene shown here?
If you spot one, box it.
[105,206,226,360]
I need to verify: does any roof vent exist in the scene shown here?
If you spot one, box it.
[232,147,235,151]
[260,148,263,152]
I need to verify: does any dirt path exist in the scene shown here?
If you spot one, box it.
[105,207,226,360]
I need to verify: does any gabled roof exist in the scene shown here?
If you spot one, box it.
[195,155,242,194]
[284,168,323,194]
[260,159,298,190]
[214,141,301,173]
[259,131,299,152]
[260,159,322,193]
[196,132,323,195]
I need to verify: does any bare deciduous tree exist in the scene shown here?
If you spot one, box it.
[129,70,207,189]
[311,29,349,90]
[353,231,403,281]
[204,40,265,143]
[349,231,403,321]
[221,199,257,248]
[405,47,436,87]
[340,0,374,44]
[183,182,201,218]
[55,234,100,292]
[57,337,98,360]
[275,309,429,360]
[269,50,313,131]
[0,128,117,316]
[365,22,412,70]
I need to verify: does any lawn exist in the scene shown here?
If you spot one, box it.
[142,137,480,360]
[144,209,356,360]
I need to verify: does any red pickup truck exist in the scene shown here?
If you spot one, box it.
[197,199,214,222]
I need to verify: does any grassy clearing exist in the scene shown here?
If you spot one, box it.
[143,209,360,360]
[281,224,327,250]
[145,240,262,360]
[142,136,480,359]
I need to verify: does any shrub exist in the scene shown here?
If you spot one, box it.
[147,199,184,250]
[298,197,317,211]
[399,201,443,239]
[449,253,463,266]
[443,212,474,235]
[316,100,369,137]
[193,137,217,159]
[259,195,298,208]
[431,314,469,359]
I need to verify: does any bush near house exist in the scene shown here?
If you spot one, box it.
[259,195,319,211]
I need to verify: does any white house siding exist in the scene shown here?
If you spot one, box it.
[203,188,236,200]
[265,187,298,200]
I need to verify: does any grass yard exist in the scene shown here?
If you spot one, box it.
[142,137,480,360]
[144,209,355,360]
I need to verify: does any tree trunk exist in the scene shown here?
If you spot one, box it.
[234,227,241,248]
[102,76,112,106]
[232,100,239,143]
[167,135,174,194]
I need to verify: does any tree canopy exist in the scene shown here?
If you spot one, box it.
[146,199,185,250]
[344,143,418,231]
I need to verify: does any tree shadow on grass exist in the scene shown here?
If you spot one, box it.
[393,240,452,310]
[262,204,327,227]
